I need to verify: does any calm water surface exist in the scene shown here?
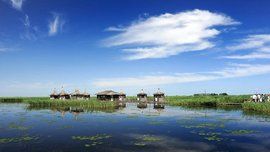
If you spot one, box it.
[1,103,270,152]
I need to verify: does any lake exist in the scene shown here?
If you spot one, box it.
[1,103,270,152]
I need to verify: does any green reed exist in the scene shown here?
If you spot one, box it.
[166,95,250,107]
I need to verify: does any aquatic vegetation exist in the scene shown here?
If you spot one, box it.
[242,102,270,114]
[134,142,146,146]
[148,120,167,125]
[72,134,111,148]
[191,130,223,142]
[0,98,23,103]
[133,134,162,147]
[43,119,57,125]
[8,122,30,131]
[166,95,249,107]
[227,129,256,135]
[0,97,117,111]
[0,136,39,144]
[182,123,224,129]
[204,135,223,141]
[127,115,139,119]
[72,134,112,141]
[25,98,116,110]
[141,135,161,142]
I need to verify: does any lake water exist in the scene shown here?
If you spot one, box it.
[1,103,270,152]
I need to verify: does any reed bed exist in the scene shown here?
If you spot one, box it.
[242,102,270,114]
[0,97,116,110]
[166,95,250,107]
[4,95,270,115]
[23,97,116,109]
[0,97,23,103]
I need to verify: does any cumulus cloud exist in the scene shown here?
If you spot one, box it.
[48,13,65,36]
[9,0,24,10]
[103,9,239,60]
[93,63,270,87]
[224,34,270,59]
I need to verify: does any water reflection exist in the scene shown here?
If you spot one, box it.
[1,103,270,152]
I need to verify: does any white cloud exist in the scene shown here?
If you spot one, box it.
[20,14,38,40]
[48,13,65,36]
[225,34,270,59]
[0,48,9,52]
[6,81,73,91]
[105,26,126,32]
[104,9,239,60]
[93,63,270,87]
[23,14,30,27]
[9,0,24,10]
[224,52,270,59]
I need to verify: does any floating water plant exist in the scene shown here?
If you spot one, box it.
[148,120,167,125]
[72,134,112,141]
[0,136,39,144]
[182,122,224,129]
[228,129,256,135]
[72,134,112,147]
[127,115,139,119]
[133,134,162,147]
[190,130,224,142]
[8,122,30,131]
[134,142,146,146]
[204,135,223,141]
[141,135,161,142]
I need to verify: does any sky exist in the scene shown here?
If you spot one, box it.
[1,0,270,96]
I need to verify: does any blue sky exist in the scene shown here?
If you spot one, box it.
[1,0,270,96]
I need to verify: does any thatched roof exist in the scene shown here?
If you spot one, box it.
[71,89,83,96]
[96,90,120,96]
[119,91,126,96]
[60,87,69,96]
[50,89,58,96]
[137,89,147,96]
[153,88,165,95]
[83,90,90,96]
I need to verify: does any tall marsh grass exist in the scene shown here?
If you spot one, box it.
[0,97,116,110]
[242,102,270,114]
[166,95,250,107]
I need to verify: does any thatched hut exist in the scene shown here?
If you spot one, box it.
[119,91,126,101]
[83,90,90,100]
[153,88,165,109]
[71,89,84,100]
[96,90,121,101]
[59,88,71,100]
[137,89,147,102]
[137,89,147,108]
[50,89,60,99]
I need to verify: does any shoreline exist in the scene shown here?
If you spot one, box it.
[1,95,270,115]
